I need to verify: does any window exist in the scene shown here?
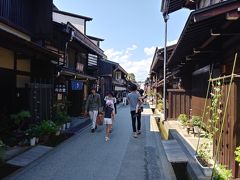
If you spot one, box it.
[0,47,14,69]
[17,59,31,72]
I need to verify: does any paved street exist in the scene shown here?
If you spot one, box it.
[7,105,175,180]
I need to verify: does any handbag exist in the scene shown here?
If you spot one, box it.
[96,112,104,125]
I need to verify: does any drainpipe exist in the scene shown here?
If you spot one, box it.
[163,13,169,121]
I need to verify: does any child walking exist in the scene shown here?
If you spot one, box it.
[104,100,115,141]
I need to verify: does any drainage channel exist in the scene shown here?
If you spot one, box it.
[171,162,189,180]
[155,117,191,180]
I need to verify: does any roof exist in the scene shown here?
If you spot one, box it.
[168,0,240,67]
[0,27,60,60]
[150,44,176,73]
[115,64,128,75]
[53,9,93,21]
[87,35,104,42]
[99,59,127,75]
[66,22,105,57]
[161,0,195,14]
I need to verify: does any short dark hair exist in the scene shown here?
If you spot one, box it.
[130,84,137,91]
[139,89,144,96]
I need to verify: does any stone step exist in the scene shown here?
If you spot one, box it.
[7,145,52,167]
[162,140,188,163]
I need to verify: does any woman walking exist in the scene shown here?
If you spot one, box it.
[104,100,115,141]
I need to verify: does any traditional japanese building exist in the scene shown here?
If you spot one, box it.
[0,0,60,122]
[161,0,240,177]
[46,7,105,116]
[98,59,128,102]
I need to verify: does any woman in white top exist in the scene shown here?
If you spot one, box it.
[104,92,116,132]
[104,92,116,112]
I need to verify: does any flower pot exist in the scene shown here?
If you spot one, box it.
[193,126,199,136]
[30,137,36,146]
[66,122,71,129]
[62,124,66,131]
[195,155,213,176]
[55,130,60,136]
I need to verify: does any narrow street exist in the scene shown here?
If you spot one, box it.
[7,105,175,180]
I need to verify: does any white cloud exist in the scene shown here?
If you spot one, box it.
[167,39,178,46]
[105,45,154,82]
[144,46,156,56]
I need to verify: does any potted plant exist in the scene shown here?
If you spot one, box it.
[235,146,240,165]
[38,120,57,143]
[178,114,188,128]
[10,110,31,131]
[53,110,70,131]
[186,120,193,134]
[212,164,232,180]
[25,126,37,146]
[192,116,202,136]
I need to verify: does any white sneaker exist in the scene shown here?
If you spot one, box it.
[105,137,110,141]
[133,132,138,138]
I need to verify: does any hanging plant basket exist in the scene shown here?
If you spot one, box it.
[195,155,213,176]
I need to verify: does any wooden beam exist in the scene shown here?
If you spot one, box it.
[193,2,240,23]
[226,11,240,20]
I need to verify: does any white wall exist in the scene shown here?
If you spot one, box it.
[53,12,85,34]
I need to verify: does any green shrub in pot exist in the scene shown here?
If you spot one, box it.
[178,114,188,126]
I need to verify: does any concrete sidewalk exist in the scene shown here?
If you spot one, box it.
[7,105,175,180]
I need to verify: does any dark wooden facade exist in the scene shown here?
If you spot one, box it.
[46,15,105,116]
[0,0,53,38]
[167,89,191,119]
[0,0,59,122]
[160,0,240,177]
[98,59,128,102]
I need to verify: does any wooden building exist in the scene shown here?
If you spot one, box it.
[99,59,128,102]
[0,0,60,122]
[46,8,105,116]
[161,0,240,177]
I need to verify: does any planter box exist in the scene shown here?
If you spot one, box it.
[195,155,213,176]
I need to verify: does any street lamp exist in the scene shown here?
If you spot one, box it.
[163,13,169,121]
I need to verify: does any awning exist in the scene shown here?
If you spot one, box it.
[0,25,60,60]
[61,69,96,80]
[168,0,240,67]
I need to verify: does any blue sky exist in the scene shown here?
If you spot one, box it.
[53,0,190,81]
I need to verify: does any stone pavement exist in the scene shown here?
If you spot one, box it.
[7,105,176,180]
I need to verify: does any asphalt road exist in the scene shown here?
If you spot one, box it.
[7,105,176,180]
